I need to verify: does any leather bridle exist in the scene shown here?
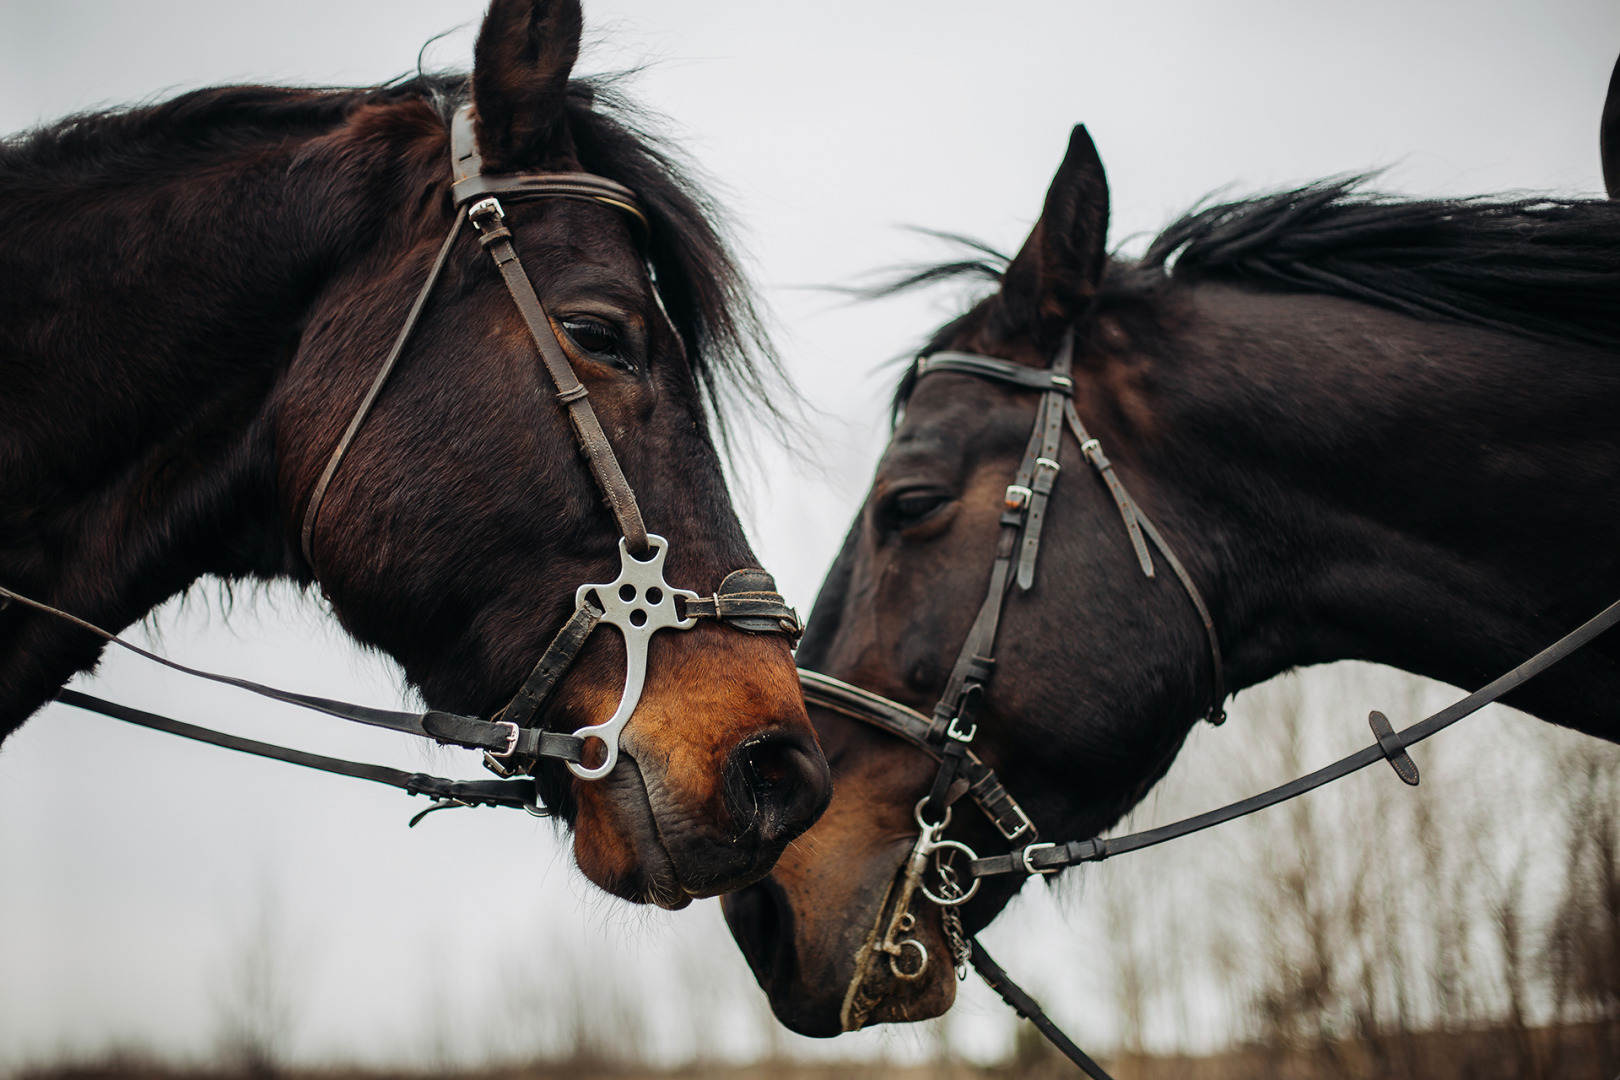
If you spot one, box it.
[795,326,1620,1080]
[5,101,799,815]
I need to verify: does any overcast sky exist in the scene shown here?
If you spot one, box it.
[2,0,1618,1067]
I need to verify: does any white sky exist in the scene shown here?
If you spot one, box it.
[2,0,1617,1068]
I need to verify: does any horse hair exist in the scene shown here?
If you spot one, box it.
[880,178,1620,415]
[0,71,776,431]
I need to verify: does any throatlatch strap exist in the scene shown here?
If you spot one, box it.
[300,205,469,571]
[1064,401,1154,576]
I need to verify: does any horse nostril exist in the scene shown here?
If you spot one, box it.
[746,740,795,790]
[726,733,833,844]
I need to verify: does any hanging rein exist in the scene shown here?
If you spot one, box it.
[797,327,1620,1080]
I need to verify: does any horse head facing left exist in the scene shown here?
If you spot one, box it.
[0,0,829,907]
[726,127,1620,1032]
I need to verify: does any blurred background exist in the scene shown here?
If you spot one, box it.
[3,1,1619,1076]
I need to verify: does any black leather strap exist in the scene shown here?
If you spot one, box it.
[499,600,605,731]
[300,205,469,571]
[968,594,1620,879]
[55,689,546,818]
[1065,402,1155,576]
[970,939,1118,1080]
[682,568,803,638]
[918,353,1076,394]
[1368,709,1420,785]
[799,670,1035,842]
[0,584,585,764]
[1015,335,1073,591]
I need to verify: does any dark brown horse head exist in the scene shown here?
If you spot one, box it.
[0,0,828,907]
[725,115,1620,1031]
[725,128,1203,1030]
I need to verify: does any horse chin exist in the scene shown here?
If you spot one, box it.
[834,883,958,1031]
[570,752,693,910]
[722,835,957,1038]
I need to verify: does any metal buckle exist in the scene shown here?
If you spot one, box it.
[998,801,1036,842]
[945,714,976,743]
[468,196,504,226]
[1020,841,1059,875]
[1050,374,1073,389]
[1004,484,1032,511]
[489,720,521,759]
[1035,456,1061,477]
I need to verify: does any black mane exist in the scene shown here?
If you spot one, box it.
[1143,178,1620,350]
[884,179,1620,408]
[0,72,773,427]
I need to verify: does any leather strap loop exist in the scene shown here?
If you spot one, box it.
[1369,709,1420,785]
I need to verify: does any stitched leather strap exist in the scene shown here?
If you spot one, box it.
[1015,335,1073,591]
[499,600,605,732]
[682,568,803,638]
[799,670,1035,842]
[970,939,1118,1080]
[918,353,1076,394]
[470,204,650,553]
[1368,709,1420,785]
[55,689,549,817]
[967,594,1620,879]
[0,584,584,764]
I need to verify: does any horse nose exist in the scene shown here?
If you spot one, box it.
[724,730,832,845]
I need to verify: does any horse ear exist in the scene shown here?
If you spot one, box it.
[996,125,1111,342]
[471,0,582,172]
[1603,52,1620,199]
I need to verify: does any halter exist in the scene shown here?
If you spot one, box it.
[7,103,799,815]
[797,328,1620,1079]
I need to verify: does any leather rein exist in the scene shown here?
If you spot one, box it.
[5,102,798,822]
[796,327,1620,1080]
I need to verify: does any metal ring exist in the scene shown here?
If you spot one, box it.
[887,938,929,981]
[914,796,951,833]
[1020,841,1059,875]
[920,840,983,906]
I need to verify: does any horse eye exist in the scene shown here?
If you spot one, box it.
[560,318,624,363]
[887,489,951,529]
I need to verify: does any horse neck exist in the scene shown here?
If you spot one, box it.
[1143,282,1620,734]
[0,98,435,731]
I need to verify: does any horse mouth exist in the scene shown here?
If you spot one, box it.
[837,863,956,1030]
[571,749,693,909]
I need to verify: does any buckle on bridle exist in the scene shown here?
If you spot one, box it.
[945,714,976,742]
[468,196,505,226]
[1020,841,1059,875]
[488,719,521,759]
[1004,484,1032,511]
